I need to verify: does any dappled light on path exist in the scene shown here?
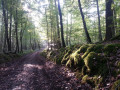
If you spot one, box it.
[0,51,91,90]
[24,64,43,70]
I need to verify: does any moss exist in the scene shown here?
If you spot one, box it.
[47,51,56,59]
[77,44,89,54]
[93,76,102,85]
[75,71,82,79]
[84,76,103,88]
[0,53,22,64]
[66,58,73,67]
[61,50,72,64]
[82,44,104,59]
[83,52,108,76]
[104,44,120,55]
[111,80,120,90]
[66,51,84,68]
[54,51,65,64]
[82,65,87,75]
[117,61,120,68]
[73,44,82,49]
[82,75,89,83]
[59,47,65,52]
[84,52,100,73]
[82,51,89,59]
[93,44,104,53]
[97,63,108,77]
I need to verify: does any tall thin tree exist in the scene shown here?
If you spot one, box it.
[78,0,92,43]
[96,0,102,41]
[58,0,66,47]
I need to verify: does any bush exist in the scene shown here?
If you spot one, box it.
[0,53,22,64]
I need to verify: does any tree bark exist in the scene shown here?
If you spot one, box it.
[50,11,53,50]
[96,0,102,42]
[15,8,19,53]
[69,14,72,46]
[78,0,92,43]
[66,11,69,46]
[58,0,66,47]
[9,8,12,52]
[105,0,114,40]
[1,0,10,52]
[113,1,117,35]
[45,8,50,50]
[55,0,61,48]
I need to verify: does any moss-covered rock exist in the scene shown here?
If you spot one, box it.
[82,65,87,75]
[61,50,72,64]
[47,51,56,59]
[86,76,103,88]
[111,80,120,90]
[104,44,120,55]
[54,51,65,64]
[82,44,104,59]
[73,44,82,49]
[83,52,108,76]
[82,75,89,83]
[66,51,84,68]
[84,52,100,73]
[77,44,89,54]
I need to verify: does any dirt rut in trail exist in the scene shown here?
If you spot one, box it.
[0,51,91,90]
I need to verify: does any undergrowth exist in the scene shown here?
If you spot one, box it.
[41,43,120,89]
[0,50,33,64]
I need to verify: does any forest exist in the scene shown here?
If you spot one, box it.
[0,0,120,89]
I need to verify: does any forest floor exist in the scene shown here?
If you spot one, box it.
[0,49,91,90]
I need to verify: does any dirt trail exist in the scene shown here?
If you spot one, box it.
[0,50,91,90]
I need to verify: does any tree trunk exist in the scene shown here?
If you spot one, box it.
[113,1,117,35]
[0,17,4,52]
[20,15,23,53]
[78,0,92,43]
[9,11,12,52]
[1,0,10,52]
[55,0,61,48]
[96,0,102,42]
[66,11,69,46]
[105,0,114,40]
[30,33,33,50]
[45,8,50,50]
[58,0,66,47]
[50,11,53,50]
[15,8,19,53]
[69,14,72,46]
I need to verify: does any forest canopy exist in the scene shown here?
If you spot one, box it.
[0,0,120,52]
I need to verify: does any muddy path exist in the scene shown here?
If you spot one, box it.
[0,50,91,90]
